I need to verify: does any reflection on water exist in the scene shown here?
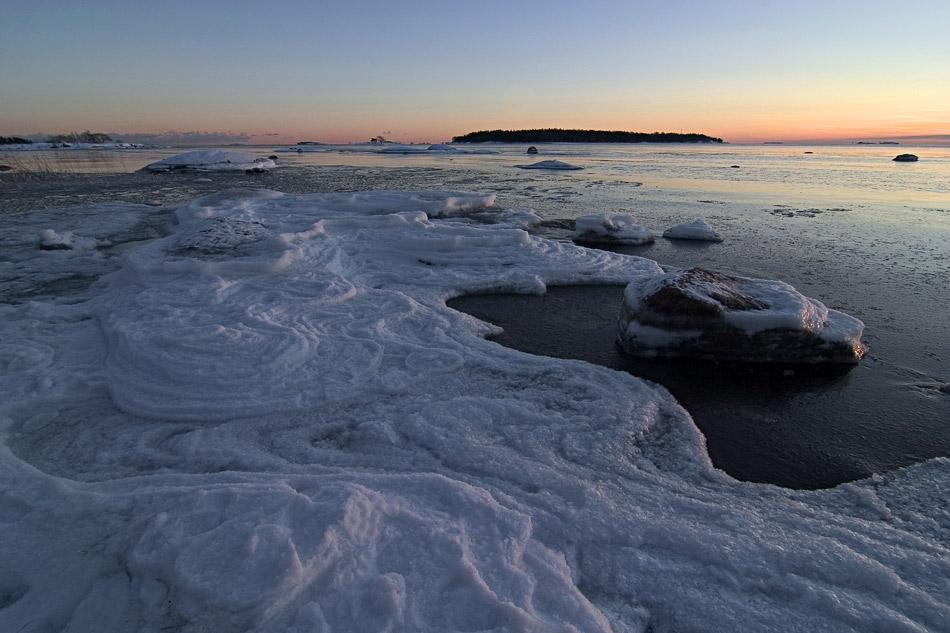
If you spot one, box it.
[3,143,948,207]
[448,285,950,490]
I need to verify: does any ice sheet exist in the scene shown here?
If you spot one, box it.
[1,189,947,632]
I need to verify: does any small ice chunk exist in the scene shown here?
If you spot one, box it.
[662,219,723,242]
[574,214,654,245]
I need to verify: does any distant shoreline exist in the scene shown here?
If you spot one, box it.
[452,128,724,144]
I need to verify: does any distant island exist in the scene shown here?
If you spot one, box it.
[452,128,723,144]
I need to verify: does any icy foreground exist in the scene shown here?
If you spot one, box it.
[1,189,948,632]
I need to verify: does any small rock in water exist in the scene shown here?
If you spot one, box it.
[940,383,950,394]
[574,213,654,245]
[618,267,866,363]
[892,154,919,162]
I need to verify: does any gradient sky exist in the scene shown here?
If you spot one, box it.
[2,0,948,144]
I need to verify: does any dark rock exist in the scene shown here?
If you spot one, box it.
[526,146,538,154]
[0,165,13,172]
[618,267,866,363]
[893,154,919,162]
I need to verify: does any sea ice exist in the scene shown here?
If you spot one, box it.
[574,213,654,245]
[0,189,946,633]
[662,218,723,242]
[140,150,277,172]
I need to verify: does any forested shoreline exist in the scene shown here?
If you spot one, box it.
[452,128,723,143]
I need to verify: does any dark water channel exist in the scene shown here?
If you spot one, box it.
[448,285,950,490]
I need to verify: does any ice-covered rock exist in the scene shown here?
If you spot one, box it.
[140,150,276,172]
[662,218,723,242]
[516,159,582,170]
[618,267,866,363]
[36,229,99,251]
[574,213,654,245]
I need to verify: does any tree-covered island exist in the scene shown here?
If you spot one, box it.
[452,128,723,143]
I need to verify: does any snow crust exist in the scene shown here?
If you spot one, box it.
[2,189,948,632]
[662,218,724,242]
[141,150,277,171]
[575,213,655,245]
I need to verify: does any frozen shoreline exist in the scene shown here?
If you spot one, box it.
[2,168,949,631]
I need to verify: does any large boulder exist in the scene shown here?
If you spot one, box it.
[140,150,276,172]
[618,267,866,363]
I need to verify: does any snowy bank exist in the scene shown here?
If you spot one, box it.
[0,189,947,632]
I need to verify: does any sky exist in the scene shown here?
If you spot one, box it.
[1,0,949,145]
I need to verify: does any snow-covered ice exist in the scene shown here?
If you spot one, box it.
[1,189,947,632]
[662,218,724,242]
[575,213,654,245]
[140,150,277,172]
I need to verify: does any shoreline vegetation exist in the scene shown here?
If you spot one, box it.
[452,128,724,143]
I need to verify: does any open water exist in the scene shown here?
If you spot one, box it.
[3,141,948,488]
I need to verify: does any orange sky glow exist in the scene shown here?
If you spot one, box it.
[2,1,948,146]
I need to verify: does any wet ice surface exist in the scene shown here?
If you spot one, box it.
[2,149,949,631]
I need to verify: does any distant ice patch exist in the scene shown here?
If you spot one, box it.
[516,160,583,170]
[140,150,277,172]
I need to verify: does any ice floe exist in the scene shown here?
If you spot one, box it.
[140,150,277,172]
[0,189,947,632]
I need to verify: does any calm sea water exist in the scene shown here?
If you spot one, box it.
[5,142,949,487]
